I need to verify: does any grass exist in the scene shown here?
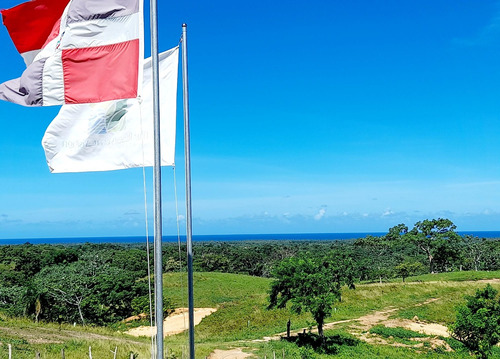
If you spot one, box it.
[0,322,152,358]
[253,337,481,359]
[165,271,500,357]
[162,272,313,341]
[1,270,499,358]
[334,272,500,324]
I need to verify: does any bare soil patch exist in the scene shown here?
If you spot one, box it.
[126,307,217,337]
[208,348,254,359]
[477,278,500,284]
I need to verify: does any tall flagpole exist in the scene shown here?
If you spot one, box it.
[150,0,164,358]
[182,23,195,359]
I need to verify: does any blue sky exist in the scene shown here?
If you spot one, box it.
[1,0,500,239]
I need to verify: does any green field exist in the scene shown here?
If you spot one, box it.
[1,271,499,358]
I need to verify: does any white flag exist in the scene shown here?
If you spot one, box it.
[42,47,178,173]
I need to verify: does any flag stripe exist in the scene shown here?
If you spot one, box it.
[67,0,139,23]
[62,39,139,104]
[41,17,62,49]
[20,50,41,67]
[1,0,70,54]
[42,53,64,106]
[60,13,140,50]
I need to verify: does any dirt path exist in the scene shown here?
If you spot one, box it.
[126,308,217,337]
[256,297,449,342]
[208,348,254,359]
[218,298,452,358]
[362,278,500,287]
[477,278,500,284]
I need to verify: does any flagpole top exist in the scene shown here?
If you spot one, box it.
[182,23,187,27]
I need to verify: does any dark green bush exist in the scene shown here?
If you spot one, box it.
[283,332,359,354]
[450,284,500,359]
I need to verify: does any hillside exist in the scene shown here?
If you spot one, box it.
[1,271,499,358]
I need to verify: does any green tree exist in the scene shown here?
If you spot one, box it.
[406,218,461,273]
[34,262,95,325]
[131,294,173,317]
[450,284,500,359]
[268,252,355,337]
[385,223,409,242]
[354,232,401,283]
[0,285,26,317]
[462,236,488,271]
[394,261,424,282]
[33,254,147,325]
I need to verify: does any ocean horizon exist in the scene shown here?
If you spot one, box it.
[1,231,499,245]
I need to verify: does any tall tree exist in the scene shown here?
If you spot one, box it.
[406,218,461,273]
[268,252,355,337]
[461,236,488,271]
[34,262,93,325]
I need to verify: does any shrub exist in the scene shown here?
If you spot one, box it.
[299,347,316,359]
[283,332,359,355]
[131,294,173,317]
[450,284,500,359]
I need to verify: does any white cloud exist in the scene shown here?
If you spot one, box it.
[314,208,326,221]
[382,209,394,217]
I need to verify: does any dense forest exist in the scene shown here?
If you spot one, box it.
[0,218,499,326]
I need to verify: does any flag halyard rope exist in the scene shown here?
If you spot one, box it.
[138,98,156,359]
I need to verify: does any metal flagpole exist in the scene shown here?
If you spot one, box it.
[150,0,163,358]
[182,23,195,359]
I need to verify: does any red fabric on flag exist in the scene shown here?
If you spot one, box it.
[1,0,70,54]
[42,17,63,49]
[62,39,139,104]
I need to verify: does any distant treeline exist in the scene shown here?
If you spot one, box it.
[0,218,499,325]
[190,219,500,279]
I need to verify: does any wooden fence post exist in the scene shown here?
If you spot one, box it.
[36,352,41,359]
[112,346,117,359]
[89,346,92,359]
[8,344,12,359]
[61,348,65,359]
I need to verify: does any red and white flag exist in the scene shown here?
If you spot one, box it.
[0,0,143,106]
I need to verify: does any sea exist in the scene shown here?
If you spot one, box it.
[1,231,500,245]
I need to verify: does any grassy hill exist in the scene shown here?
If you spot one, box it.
[1,271,500,358]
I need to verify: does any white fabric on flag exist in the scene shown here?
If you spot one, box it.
[41,47,178,173]
[0,0,143,106]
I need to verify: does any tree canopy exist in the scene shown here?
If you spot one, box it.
[407,218,462,273]
[268,252,355,336]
